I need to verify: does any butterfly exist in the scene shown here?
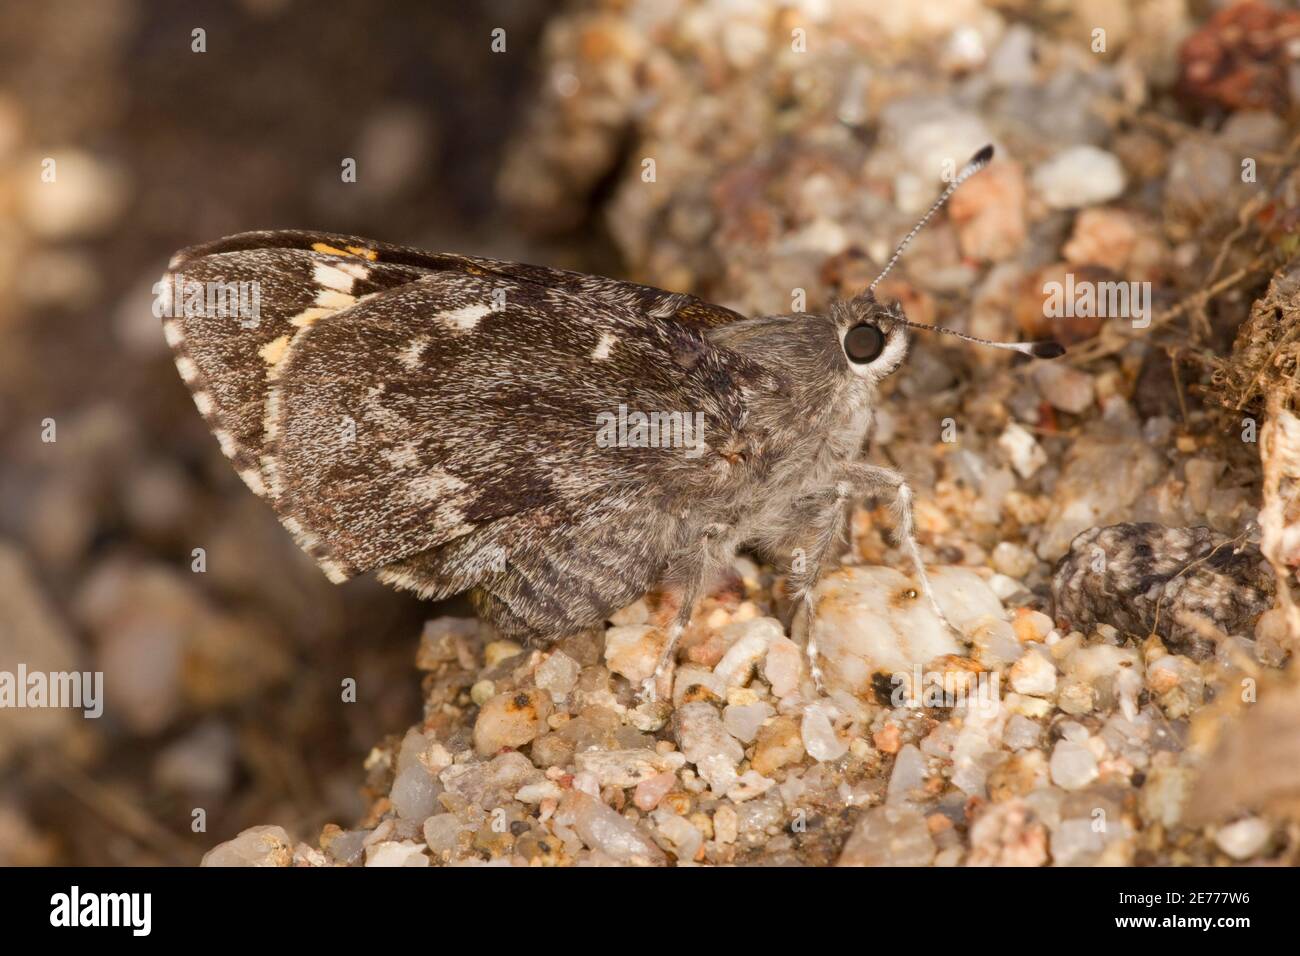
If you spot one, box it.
[159,146,1062,698]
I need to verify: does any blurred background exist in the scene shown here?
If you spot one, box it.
[2,0,1299,865]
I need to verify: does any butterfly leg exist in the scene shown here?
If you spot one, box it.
[641,522,731,703]
[784,480,857,696]
[842,462,958,637]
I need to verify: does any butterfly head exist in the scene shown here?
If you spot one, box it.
[829,143,1063,386]
[830,292,909,386]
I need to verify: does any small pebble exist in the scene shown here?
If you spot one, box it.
[1033,362,1095,415]
[365,841,429,867]
[1049,739,1099,790]
[604,624,663,683]
[713,618,779,687]
[1031,146,1126,209]
[837,806,936,866]
[1009,649,1057,697]
[200,825,294,867]
[633,771,677,811]
[999,422,1047,479]
[751,715,805,775]
[473,689,551,756]
[722,701,774,744]
[535,650,581,702]
[762,635,803,698]
[675,702,744,794]
[1215,818,1271,861]
[801,705,849,763]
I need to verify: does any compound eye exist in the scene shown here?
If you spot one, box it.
[844,323,886,364]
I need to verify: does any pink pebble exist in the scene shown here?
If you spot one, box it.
[633,771,676,811]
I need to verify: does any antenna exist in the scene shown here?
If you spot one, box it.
[901,319,1065,359]
[869,143,994,292]
[863,143,1065,360]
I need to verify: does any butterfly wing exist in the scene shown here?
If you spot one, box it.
[161,231,765,624]
[161,230,747,494]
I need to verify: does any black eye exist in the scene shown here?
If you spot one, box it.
[844,323,885,364]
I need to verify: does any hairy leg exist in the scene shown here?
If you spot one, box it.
[783,464,957,696]
[643,522,732,702]
[784,480,855,694]
[842,461,956,633]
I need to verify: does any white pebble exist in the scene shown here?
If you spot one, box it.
[713,619,779,687]
[801,705,848,762]
[806,566,1005,696]
[535,650,581,701]
[763,635,803,698]
[604,625,662,683]
[1049,739,1098,790]
[886,743,928,805]
[200,825,293,867]
[723,701,774,744]
[365,840,429,867]
[1032,146,1126,209]
[998,422,1047,479]
[1009,649,1057,697]
[1215,817,1271,861]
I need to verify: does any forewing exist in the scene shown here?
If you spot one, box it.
[161,230,761,588]
[161,229,747,498]
[264,269,759,582]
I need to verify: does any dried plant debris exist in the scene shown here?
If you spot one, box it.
[1178,1,1300,115]
[1211,261,1300,415]
[1052,523,1275,660]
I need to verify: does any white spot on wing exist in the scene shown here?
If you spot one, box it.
[193,390,214,416]
[319,559,350,584]
[377,567,429,597]
[289,307,333,328]
[264,386,283,449]
[259,334,291,366]
[315,289,356,310]
[239,468,268,497]
[313,261,356,294]
[399,336,430,370]
[438,303,491,332]
[158,278,175,317]
[280,514,319,548]
[263,454,283,498]
[213,428,238,459]
[175,356,199,382]
[162,319,184,347]
[408,468,468,503]
[336,260,370,280]
[592,332,617,360]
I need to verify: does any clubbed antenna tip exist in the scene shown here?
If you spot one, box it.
[1028,340,1066,359]
[869,143,997,292]
[902,319,1066,360]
